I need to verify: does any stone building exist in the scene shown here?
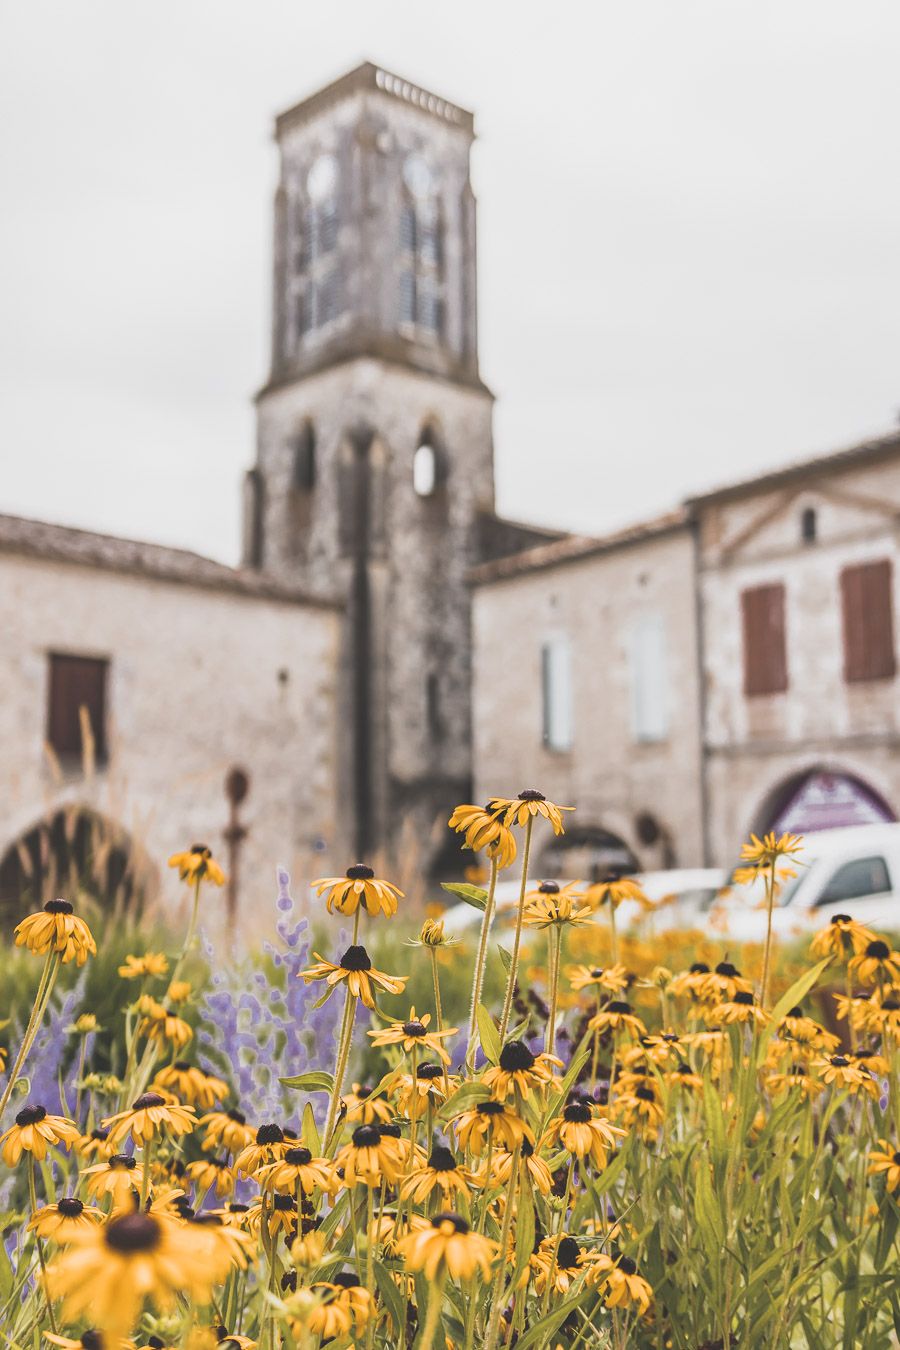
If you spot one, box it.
[471,429,900,871]
[243,63,554,867]
[0,514,342,934]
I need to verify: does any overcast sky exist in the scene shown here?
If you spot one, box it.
[2,2,899,563]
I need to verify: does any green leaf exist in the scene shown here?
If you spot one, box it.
[497,945,513,974]
[440,882,488,911]
[438,1080,491,1120]
[755,956,832,1067]
[511,1171,536,1291]
[302,1101,321,1154]
[279,1070,334,1093]
[477,1003,501,1064]
[373,1258,406,1335]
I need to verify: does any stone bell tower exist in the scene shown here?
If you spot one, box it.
[243,63,497,870]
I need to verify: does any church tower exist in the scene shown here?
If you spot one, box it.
[244,63,496,869]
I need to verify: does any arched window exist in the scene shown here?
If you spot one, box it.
[412,426,446,500]
[292,422,316,492]
[294,153,342,339]
[801,507,817,544]
[398,155,444,337]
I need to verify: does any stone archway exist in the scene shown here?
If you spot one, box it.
[0,804,154,924]
[753,767,896,839]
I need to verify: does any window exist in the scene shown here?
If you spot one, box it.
[399,195,444,337]
[630,613,669,743]
[413,442,437,497]
[741,583,788,696]
[292,423,316,492]
[47,654,108,764]
[541,637,573,751]
[841,559,896,683]
[816,855,891,906]
[801,507,817,544]
[292,155,342,340]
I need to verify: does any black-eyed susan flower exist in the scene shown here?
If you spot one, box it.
[102,1092,196,1148]
[447,802,517,870]
[140,1006,193,1050]
[588,1253,653,1314]
[848,940,900,987]
[588,1000,647,1039]
[153,1063,228,1109]
[300,945,407,1010]
[335,1124,404,1187]
[166,979,192,1004]
[522,884,593,929]
[778,1007,838,1049]
[400,1144,473,1203]
[765,1064,825,1100]
[717,990,769,1027]
[583,873,647,911]
[614,1084,665,1133]
[866,995,900,1037]
[739,831,804,873]
[234,1123,290,1178]
[14,899,96,966]
[118,951,169,980]
[398,1211,498,1282]
[0,1104,80,1166]
[291,1226,328,1269]
[668,963,711,1000]
[82,1153,149,1208]
[491,789,572,836]
[542,1101,625,1168]
[185,1157,235,1198]
[568,963,630,994]
[199,1108,254,1155]
[666,1061,704,1093]
[75,1126,116,1162]
[367,1007,458,1064]
[868,1141,900,1193]
[44,1336,136,1350]
[168,844,226,887]
[406,918,459,949]
[698,961,753,1003]
[311,865,403,918]
[482,1040,560,1101]
[532,1234,597,1295]
[453,1100,534,1155]
[815,1054,879,1097]
[476,1138,553,1196]
[289,1279,373,1340]
[28,1196,104,1240]
[44,1211,226,1338]
[810,914,877,960]
[342,1083,394,1126]
[390,1063,458,1114]
[257,1145,339,1196]
[246,1192,297,1239]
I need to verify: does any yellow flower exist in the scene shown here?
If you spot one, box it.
[311,864,403,918]
[588,1000,647,1039]
[198,1108,254,1155]
[102,1092,196,1148]
[583,874,647,911]
[335,1124,404,1187]
[453,1101,534,1156]
[291,1227,328,1268]
[522,882,593,929]
[234,1123,292,1178]
[185,1156,235,1197]
[14,899,96,966]
[139,1007,193,1049]
[118,952,169,980]
[44,1211,229,1338]
[246,1192,297,1239]
[568,963,630,994]
[814,1054,879,1097]
[167,980,192,1004]
[408,918,458,948]
[44,1337,135,1350]
[74,1126,116,1162]
[342,1083,395,1126]
[448,802,518,869]
[28,1197,104,1240]
[398,1212,498,1282]
[739,831,804,871]
[152,1062,228,1109]
[0,1104,80,1166]
[82,1154,150,1208]
[542,1101,625,1168]
[810,914,876,960]
[482,1041,560,1101]
[868,1140,900,1193]
[168,844,226,887]
[300,945,407,1010]
[491,789,573,836]
[390,1064,458,1114]
[848,940,900,987]
[532,1234,598,1295]
[289,1281,373,1339]
[475,1139,553,1195]
[71,1013,99,1035]
[717,992,769,1026]
[257,1146,339,1196]
[588,1253,653,1314]
[400,1144,473,1203]
[367,1007,458,1064]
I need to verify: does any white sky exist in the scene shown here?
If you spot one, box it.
[1,2,899,563]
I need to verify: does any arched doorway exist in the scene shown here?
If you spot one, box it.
[0,806,153,925]
[538,824,639,882]
[755,768,896,838]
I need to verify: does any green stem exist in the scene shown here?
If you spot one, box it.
[608,902,618,966]
[28,1154,57,1332]
[430,949,450,1098]
[499,817,534,1043]
[759,859,777,1010]
[467,856,500,1059]
[418,1268,447,1350]
[168,876,202,993]
[483,1140,521,1350]
[0,950,61,1120]
[546,925,562,1056]
[325,986,357,1150]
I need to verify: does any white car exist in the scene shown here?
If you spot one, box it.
[704,823,900,943]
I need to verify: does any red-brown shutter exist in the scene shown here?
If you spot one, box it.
[841,560,895,682]
[741,584,788,696]
[47,655,108,762]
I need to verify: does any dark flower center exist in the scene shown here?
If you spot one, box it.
[82,1334,105,1350]
[110,1154,137,1170]
[192,1213,224,1226]
[884,999,900,1011]
[675,1062,693,1075]
[715,962,739,977]
[538,881,560,894]
[866,940,890,959]
[500,1040,536,1073]
[380,1123,401,1138]
[428,1145,457,1172]
[274,1194,296,1211]
[57,1197,85,1217]
[518,789,546,801]
[607,1001,632,1015]
[228,1202,249,1213]
[190,843,211,856]
[43,898,73,915]
[831,914,852,925]
[91,1127,110,1140]
[15,1104,47,1126]
[227,1109,247,1123]
[433,1211,469,1233]
[346,864,375,880]
[557,1236,581,1268]
[256,1123,284,1145]
[590,968,604,978]
[285,1146,313,1165]
[893,1152,900,1165]
[521,1138,534,1158]
[340,945,372,972]
[104,1212,161,1253]
[333,1270,362,1288]
[563,1102,592,1123]
[148,1340,165,1349]
[690,962,710,974]
[636,1086,656,1102]
[617,1255,637,1274]
[174,1060,192,1071]
[417,1063,443,1080]
[132,1092,166,1110]
[174,1200,195,1218]
[477,1101,505,1116]
[352,1124,382,1147]
[733,991,755,1006]
[403,1020,427,1036]
[830,1056,850,1067]
[787,1007,804,1019]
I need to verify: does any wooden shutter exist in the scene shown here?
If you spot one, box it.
[741,584,788,696]
[841,560,896,682]
[47,654,108,762]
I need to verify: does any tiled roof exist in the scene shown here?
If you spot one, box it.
[0,512,339,608]
[470,508,689,585]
